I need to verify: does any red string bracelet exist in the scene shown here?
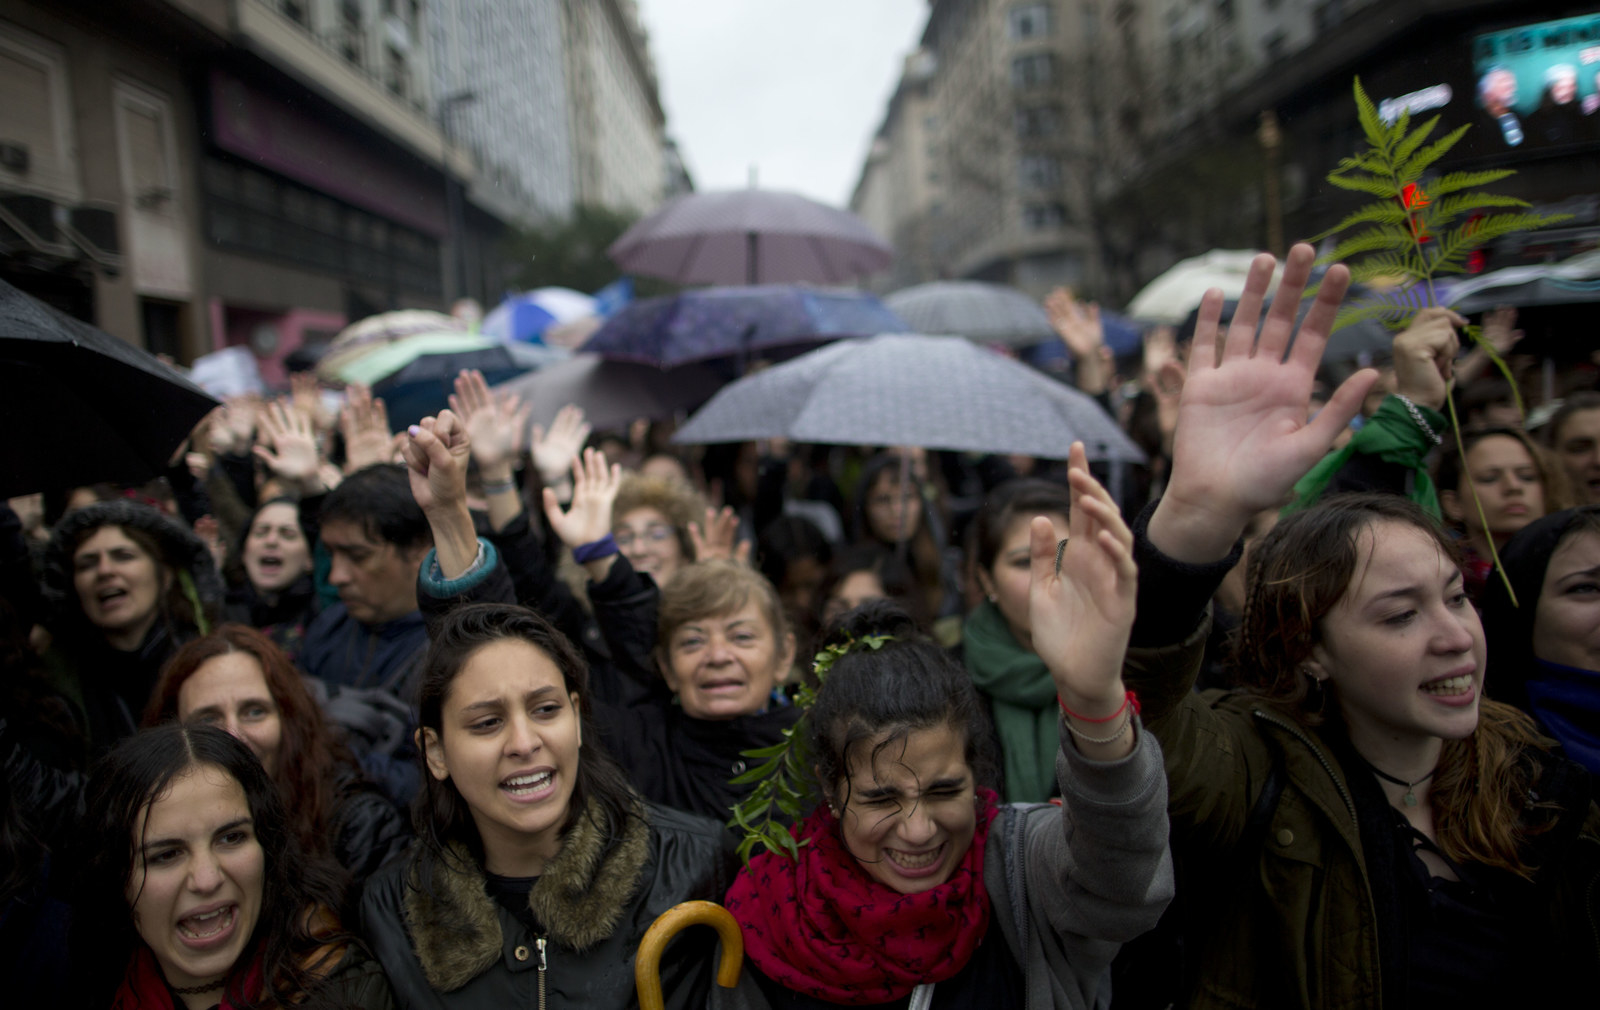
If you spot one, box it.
[1059,689,1140,723]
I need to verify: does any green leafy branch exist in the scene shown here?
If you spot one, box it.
[1308,77,1572,604]
[727,633,892,863]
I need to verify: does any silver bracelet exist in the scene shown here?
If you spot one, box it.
[1064,709,1132,746]
[1394,394,1442,445]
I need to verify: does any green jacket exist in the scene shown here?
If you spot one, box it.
[1124,616,1600,1010]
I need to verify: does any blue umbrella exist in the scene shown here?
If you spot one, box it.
[1022,310,1145,371]
[579,285,907,368]
[482,288,598,343]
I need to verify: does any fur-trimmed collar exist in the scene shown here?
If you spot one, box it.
[403,798,650,992]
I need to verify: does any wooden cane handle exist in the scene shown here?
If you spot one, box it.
[635,901,744,1010]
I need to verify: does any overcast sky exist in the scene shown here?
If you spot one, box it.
[635,0,928,208]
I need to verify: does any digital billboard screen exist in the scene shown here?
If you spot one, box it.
[1470,12,1600,150]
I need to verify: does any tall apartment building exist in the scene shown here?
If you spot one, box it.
[0,0,482,376]
[426,0,673,227]
[857,0,1597,305]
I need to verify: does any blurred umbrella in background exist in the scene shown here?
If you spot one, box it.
[494,353,724,433]
[481,287,598,343]
[580,284,906,368]
[885,280,1055,347]
[0,278,219,497]
[673,333,1144,463]
[316,309,467,381]
[1126,249,1282,324]
[608,189,893,285]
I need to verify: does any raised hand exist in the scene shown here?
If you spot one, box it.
[1029,442,1137,720]
[400,411,472,517]
[689,506,751,565]
[1391,307,1464,411]
[1152,244,1379,561]
[449,368,531,474]
[542,447,621,550]
[211,395,263,455]
[340,383,394,474]
[1046,287,1104,359]
[530,405,592,485]
[253,400,325,491]
[289,371,335,433]
[1480,305,1523,356]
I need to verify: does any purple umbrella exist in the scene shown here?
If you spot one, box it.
[580,285,907,368]
[608,189,893,285]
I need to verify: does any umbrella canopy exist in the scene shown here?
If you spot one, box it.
[1126,250,1282,325]
[580,285,907,368]
[317,310,468,381]
[885,281,1056,347]
[1444,251,1600,313]
[672,333,1145,463]
[493,353,725,433]
[482,287,598,343]
[608,189,893,285]
[0,278,219,497]
[372,341,569,431]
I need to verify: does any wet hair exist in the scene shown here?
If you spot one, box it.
[851,454,949,614]
[655,560,791,669]
[613,473,706,560]
[144,625,345,863]
[320,463,430,550]
[1433,426,1572,522]
[1235,493,1557,879]
[413,603,638,873]
[73,725,351,1008]
[968,477,1072,576]
[809,601,998,808]
[1544,391,1600,447]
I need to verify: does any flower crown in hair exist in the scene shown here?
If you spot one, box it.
[727,633,893,863]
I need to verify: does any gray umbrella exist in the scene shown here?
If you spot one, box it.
[607,189,893,285]
[885,281,1056,347]
[492,353,724,433]
[672,333,1144,463]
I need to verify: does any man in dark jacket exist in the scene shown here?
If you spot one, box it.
[299,464,436,805]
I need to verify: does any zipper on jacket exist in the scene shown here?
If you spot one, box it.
[536,937,547,1010]
[1251,709,1357,826]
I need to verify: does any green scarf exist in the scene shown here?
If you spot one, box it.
[1287,394,1445,518]
[963,600,1059,803]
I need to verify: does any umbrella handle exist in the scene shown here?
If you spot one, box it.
[634,900,744,1010]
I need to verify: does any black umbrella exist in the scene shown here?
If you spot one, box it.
[0,278,219,498]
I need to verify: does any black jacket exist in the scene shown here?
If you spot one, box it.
[357,800,736,1010]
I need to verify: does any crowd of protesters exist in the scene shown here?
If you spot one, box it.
[1,242,1596,1008]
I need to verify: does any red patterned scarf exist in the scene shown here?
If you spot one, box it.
[725,790,999,1005]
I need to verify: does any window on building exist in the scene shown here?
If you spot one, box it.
[1011,52,1056,89]
[1014,104,1063,137]
[1019,154,1061,189]
[385,45,409,98]
[1023,202,1068,230]
[339,0,364,65]
[280,1,308,25]
[0,26,80,200]
[1009,4,1054,40]
[1216,0,1234,22]
[1262,31,1287,61]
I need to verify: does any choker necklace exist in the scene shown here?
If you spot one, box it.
[170,978,227,996]
[1364,761,1436,808]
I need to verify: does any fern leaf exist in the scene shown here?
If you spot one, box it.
[1352,78,1388,151]
[1425,169,1517,198]
[1310,204,1410,242]
[1331,301,1418,331]
[1391,115,1441,168]
[1432,212,1572,271]
[1397,123,1471,181]
[1345,255,1426,288]
[1323,226,1418,265]
[1424,193,1531,230]
[1326,171,1400,198]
